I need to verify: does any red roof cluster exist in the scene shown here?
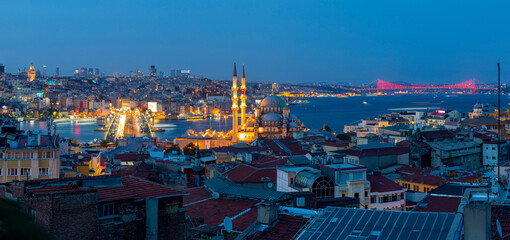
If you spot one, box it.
[111,162,160,181]
[367,175,404,193]
[246,215,309,240]
[211,145,266,153]
[183,187,212,205]
[251,156,287,168]
[185,198,257,231]
[26,176,185,202]
[222,162,276,183]
[413,196,461,213]
[263,138,308,156]
[98,176,185,201]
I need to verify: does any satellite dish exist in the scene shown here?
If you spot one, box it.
[497,219,503,238]
[223,217,233,233]
[212,192,220,199]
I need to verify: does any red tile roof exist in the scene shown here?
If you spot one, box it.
[223,163,277,183]
[246,215,309,240]
[28,185,95,196]
[183,187,212,205]
[368,175,404,193]
[263,138,309,156]
[26,176,186,202]
[185,198,257,231]
[251,156,287,168]
[212,145,266,153]
[412,140,430,148]
[413,196,461,213]
[97,176,185,201]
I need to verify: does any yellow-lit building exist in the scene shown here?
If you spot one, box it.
[175,63,305,149]
[0,146,60,183]
[395,173,481,193]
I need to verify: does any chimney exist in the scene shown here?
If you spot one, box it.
[463,200,491,240]
[257,203,278,225]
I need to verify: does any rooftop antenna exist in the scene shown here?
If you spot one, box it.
[223,216,233,233]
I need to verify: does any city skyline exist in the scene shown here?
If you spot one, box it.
[1,1,508,84]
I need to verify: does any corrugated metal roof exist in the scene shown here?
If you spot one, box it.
[296,207,461,240]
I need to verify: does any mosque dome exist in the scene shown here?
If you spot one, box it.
[260,95,286,108]
[289,122,299,128]
[261,113,283,122]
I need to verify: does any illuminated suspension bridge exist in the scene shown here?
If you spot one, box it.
[361,79,495,93]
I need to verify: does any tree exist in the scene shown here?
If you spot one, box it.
[183,143,197,155]
[165,143,181,154]
[321,124,332,132]
[0,199,53,240]
[336,133,352,141]
[99,140,109,148]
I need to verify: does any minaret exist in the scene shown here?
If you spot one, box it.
[240,65,247,128]
[231,62,239,142]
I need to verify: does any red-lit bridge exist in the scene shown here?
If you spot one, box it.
[361,79,494,94]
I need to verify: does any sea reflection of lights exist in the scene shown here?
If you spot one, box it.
[118,115,126,137]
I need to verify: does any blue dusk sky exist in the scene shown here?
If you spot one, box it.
[0,0,508,84]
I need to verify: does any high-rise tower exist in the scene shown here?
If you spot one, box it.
[27,63,36,81]
[240,65,247,128]
[231,62,239,142]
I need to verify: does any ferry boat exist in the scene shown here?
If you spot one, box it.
[177,113,206,120]
[186,114,206,120]
[152,128,166,132]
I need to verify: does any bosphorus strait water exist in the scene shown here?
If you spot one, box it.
[18,94,507,143]
[291,94,507,132]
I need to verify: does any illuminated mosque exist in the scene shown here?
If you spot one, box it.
[174,63,305,149]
